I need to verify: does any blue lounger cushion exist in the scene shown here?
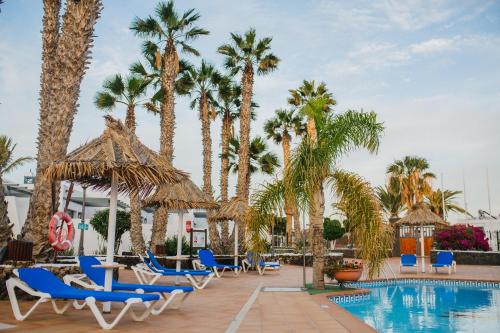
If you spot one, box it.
[79,256,194,293]
[146,251,212,275]
[199,249,241,269]
[432,251,454,267]
[401,254,417,267]
[18,268,159,302]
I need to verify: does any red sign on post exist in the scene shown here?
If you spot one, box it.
[186,220,192,233]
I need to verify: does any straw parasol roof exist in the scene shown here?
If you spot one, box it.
[142,178,219,210]
[210,196,249,222]
[45,116,188,196]
[394,204,448,226]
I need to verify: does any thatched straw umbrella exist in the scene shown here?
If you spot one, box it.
[394,204,448,272]
[46,116,187,310]
[143,179,218,273]
[210,196,249,266]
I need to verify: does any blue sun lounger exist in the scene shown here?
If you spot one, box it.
[63,256,193,314]
[131,251,214,289]
[400,254,418,273]
[6,268,160,330]
[430,251,457,274]
[195,249,242,277]
[242,252,281,275]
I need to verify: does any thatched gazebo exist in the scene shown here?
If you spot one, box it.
[46,116,187,309]
[210,197,249,266]
[143,179,218,271]
[394,204,448,272]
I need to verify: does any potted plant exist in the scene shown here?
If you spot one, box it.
[324,259,363,286]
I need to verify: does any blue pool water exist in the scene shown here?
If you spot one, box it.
[335,281,500,332]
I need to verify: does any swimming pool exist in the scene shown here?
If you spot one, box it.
[332,280,500,333]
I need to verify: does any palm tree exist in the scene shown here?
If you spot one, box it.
[248,96,388,289]
[218,28,279,201]
[425,189,467,219]
[0,136,32,247]
[94,74,150,254]
[386,156,436,209]
[264,109,305,243]
[182,60,222,246]
[227,136,280,186]
[22,0,102,259]
[376,185,405,223]
[131,1,208,248]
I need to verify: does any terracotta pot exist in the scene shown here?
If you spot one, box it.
[333,268,362,283]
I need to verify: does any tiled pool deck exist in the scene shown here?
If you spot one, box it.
[1,257,499,332]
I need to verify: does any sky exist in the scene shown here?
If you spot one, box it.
[0,0,499,221]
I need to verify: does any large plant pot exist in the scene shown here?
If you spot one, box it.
[334,269,362,283]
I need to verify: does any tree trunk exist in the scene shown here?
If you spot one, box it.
[124,104,145,254]
[200,95,220,249]
[129,190,146,255]
[218,113,231,252]
[310,184,325,289]
[0,177,13,247]
[150,206,168,251]
[282,134,293,245]
[306,114,325,289]
[22,0,102,260]
[151,38,178,246]
[235,65,254,201]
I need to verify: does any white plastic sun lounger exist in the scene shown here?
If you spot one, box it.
[6,267,160,330]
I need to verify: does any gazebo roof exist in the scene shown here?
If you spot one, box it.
[45,116,188,196]
[142,178,219,210]
[394,204,448,226]
[210,196,248,222]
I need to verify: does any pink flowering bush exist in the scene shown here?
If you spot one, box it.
[435,224,490,251]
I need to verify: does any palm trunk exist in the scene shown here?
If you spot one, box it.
[200,95,220,250]
[151,38,178,247]
[22,0,102,260]
[236,65,254,201]
[0,177,13,247]
[124,104,145,254]
[219,113,231,252]
[282,134,293,245]
[307,116,326,289]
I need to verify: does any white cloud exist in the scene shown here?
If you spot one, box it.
[409,37,458,54]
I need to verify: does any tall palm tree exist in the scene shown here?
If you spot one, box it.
[376,185,405,223]
[131,1,208,248]
[227,136,280,187]
[264,109,305,243]
[0,136,32,247]
[94,74,150,254]
[386,156,436,210]
[288,80,336,140]
[22,0,102,259]
[218,28,279,201]
[425,189,467,219]
[182,60,222,246]
[248,96,388,289]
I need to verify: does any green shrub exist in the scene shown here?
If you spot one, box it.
[90,209,130,254]
[164,235,190,256]
[323,218,345,241]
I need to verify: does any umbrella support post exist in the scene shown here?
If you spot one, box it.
[234,223,238,267]
[176,211,184,284]
[103,174,118,313]
[420,224,426,273]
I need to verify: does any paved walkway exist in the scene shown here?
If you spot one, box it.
[1,258,499,332]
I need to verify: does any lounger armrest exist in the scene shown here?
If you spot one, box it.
[63,274,103,290]
[132,264,159,276]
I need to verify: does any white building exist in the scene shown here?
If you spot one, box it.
[4,179,210,254]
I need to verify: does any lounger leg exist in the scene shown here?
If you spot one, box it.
[85,297,154,330]
[186,273,214,290]
[6,278,51,321]
[50,300,73,314]
[151,290,186,314]
[234,267,241,276]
